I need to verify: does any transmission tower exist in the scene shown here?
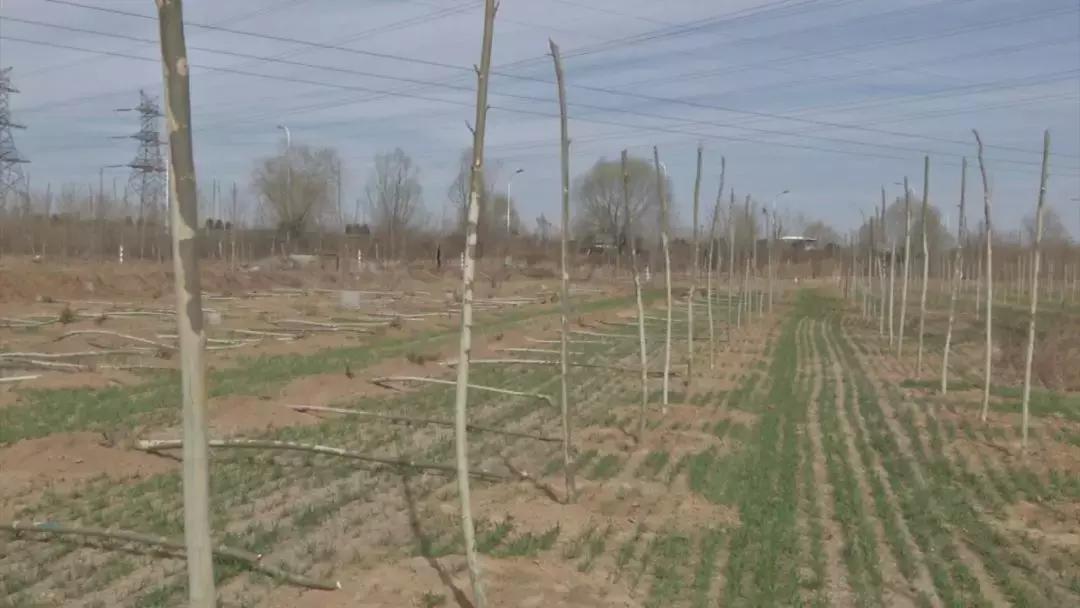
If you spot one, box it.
[115,90,166,227]
[0,67,30,213]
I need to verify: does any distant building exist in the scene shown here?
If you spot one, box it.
[779,235,819,251]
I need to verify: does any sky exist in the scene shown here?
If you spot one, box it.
[1,0,1078,238]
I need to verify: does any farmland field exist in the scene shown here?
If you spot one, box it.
[1,264,1078,608]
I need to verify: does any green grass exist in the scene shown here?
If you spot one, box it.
[646,533,693,607]
[637,450,671,479]
[721,292,810,607]
[585,454,623,481]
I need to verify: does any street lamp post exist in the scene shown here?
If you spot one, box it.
[507,168,524,233]
[277,125,291,241]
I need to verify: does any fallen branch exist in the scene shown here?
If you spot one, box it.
[0,520,340,591]
[570,330,634,340]
[370,375,554,406]
[525,337,603,345]
[501,455,563,504]
[287,404,561,443]
[0,374,40,384]
[440,359,679,378]
[0,317,58,328]
[225,328,301,339]
[1,358,88,371]
[0,349,148,360]
[493,347,584,356]
[55,330,176,351]
[136,438,508,482]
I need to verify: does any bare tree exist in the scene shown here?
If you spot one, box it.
[252,143,340,240]
[573,155,666,260]
[654,147,672,410]
[365,148,423,260]
[551,39,576,503]
[917,156,930,377]
[1021,131,1051,449]
[622,150,649,442]
[974,130,995,423]
[155,1,215,605]
[942,158,966,394]
[452,0,497,603]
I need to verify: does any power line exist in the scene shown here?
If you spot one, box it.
[6,13,1071,163]
[4,29,1070,171]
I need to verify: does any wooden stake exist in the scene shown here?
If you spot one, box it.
[155,1,215,603]
[1021,130,1051,449]
[550,39,576,505]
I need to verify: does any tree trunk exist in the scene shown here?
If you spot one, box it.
[452,1,498,603]
[653,147,672,409]
[622,150,649,442]
[727,190,735,336]
[917,156,930,377]
[942,158,966,394]
[898,177,912,358]
[889,238,896,346]
[879,187,888,337]
[707,158,725,369]
[687,144,702,394]
[155,2,216,605]
[974,130,995,423]
[551,39,576,502]
[1021,131,1051,449]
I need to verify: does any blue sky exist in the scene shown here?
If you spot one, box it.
[1,0,1078,236]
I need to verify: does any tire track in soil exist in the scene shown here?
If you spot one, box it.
[793,318,825,607]
[804,319,856,607]
[839,323,1012,608]
[821,324,939,608]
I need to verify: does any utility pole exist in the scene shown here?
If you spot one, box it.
[115,91,166,259]
[0,67,29,214]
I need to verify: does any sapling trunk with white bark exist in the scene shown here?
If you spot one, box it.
[879,187,888,337]
[155,2,216,604]
[917,156,930,377]
[653,147,673,409]
[622,150,649,442]
[687,144,702,394]
[452,1,498,602]
[706,158,725,370]
[974,130,995,423]
[551,39,577,502]
[942,158,966,395]
[1021,131,1051,449]
[727,190,736,336]
[898,177,912,358]
[889,238,896,346]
